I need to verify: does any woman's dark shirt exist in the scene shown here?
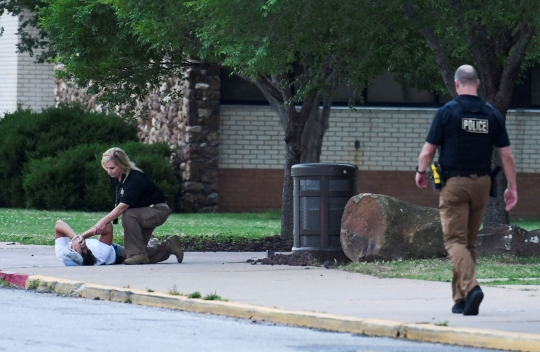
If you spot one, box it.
[110,170,166,208]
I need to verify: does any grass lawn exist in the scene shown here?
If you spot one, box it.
[1,208,539,285]
[0,208,281,246]
[343,255,540,285]
[342,218,540,284]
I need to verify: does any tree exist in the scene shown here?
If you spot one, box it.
[396,0,540,226]
[0,0,51,62]
[38,0,198,116]
[38,0,413,237]
[25,0,540,230]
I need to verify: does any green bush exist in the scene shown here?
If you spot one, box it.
[1,105,179,211]
[23,142,179,211]
[23,144,110,210]
[0,105,138,207]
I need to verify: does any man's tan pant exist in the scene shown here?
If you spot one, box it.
[121,203,171,263]
[439,175,490,304]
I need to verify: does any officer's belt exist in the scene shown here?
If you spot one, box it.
[445,170,489,179]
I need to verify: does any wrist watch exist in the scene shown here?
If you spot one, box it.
[415,166,427,174]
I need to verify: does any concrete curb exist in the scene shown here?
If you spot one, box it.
[2,270,540,352]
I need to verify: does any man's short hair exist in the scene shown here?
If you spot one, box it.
[454,65,478,86]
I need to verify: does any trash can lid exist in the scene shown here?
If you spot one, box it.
[291,163,358,177]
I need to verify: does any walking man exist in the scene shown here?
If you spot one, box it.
[415,64,518,315]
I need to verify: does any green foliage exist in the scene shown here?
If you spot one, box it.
[27,279,40,290]
[22,141,178,211]
[0,105,137,208]
[187,291,201,299]
[203,291,226,301]
[0,0,52,62]
[23,144,111,211]
[343,255,540,284]
[395,0,540,102]
[39,0,188,117]
[0,209,281,246]
[0,105,178,211]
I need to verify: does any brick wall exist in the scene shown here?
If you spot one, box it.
[219,105,540,218]
[220,105,540,172]
[0,12,54,117]
[17,51,55,111]
[219,168,284,212]
[218,169,438,213]
[219,106,285,169]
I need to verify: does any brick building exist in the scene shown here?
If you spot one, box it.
[0,13,55,116]
[2,12,540,218]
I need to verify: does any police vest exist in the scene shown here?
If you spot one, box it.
[442,100,494,172]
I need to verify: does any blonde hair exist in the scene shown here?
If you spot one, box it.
[101,147,142,173]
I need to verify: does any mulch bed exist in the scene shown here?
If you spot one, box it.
[175,235,350,267]
[247,252,317,266]
[176,235,293,252]
[247,252,351,267]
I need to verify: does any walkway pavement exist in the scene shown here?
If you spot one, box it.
[1,242,539,351]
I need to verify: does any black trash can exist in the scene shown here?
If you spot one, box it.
[291,163,358,261]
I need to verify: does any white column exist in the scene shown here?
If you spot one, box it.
[0,11,55,118]
[0,13,19,116]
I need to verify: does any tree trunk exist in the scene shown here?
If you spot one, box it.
[403,2,535,227]
[300,95,331,163]
[482,149,509,227]
[252,75,327,238]
[340,193,446,262]
[279,92,318,238]
[478,224,540,257]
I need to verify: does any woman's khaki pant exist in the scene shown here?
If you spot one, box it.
[439,175,490,303]
[121,203,171,263]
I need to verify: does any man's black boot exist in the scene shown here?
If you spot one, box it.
[452,301,465,314]
[463,286,484,316]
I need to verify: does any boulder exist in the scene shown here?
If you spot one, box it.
[340,193,446,262]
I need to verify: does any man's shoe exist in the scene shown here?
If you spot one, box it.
[168,235,184,263]
[124,253,150,265]
[452,301,465,314]
[463,286,484,316]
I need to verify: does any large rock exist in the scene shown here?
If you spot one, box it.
[340,193,446,262]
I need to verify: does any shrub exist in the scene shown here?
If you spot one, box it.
[23,142,179,211]
[0,105,138,207]
[23,144,110,210]
[1,105,179,211]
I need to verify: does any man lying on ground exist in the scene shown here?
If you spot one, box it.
[54,219,124,266]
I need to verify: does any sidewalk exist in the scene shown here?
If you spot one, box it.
[1,242,540,351]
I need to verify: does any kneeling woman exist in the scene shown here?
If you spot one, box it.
[55,219,123,266]
[93,147,183,265]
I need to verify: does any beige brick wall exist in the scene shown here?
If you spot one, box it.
[220,106,285,169]
[0,12,54,117]
[220,105,540,173]
[17,51,55,111]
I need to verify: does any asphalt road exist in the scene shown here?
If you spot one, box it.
[0,287,500,352]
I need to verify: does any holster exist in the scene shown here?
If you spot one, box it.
[429,162,444,190]
[489,166,501,198]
